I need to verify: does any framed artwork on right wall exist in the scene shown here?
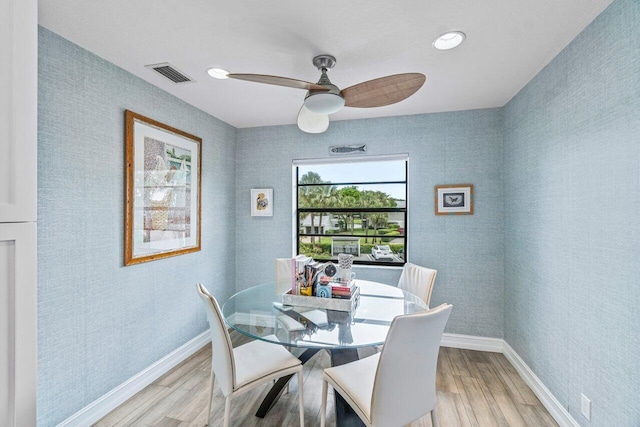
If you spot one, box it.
[435,184,474,215]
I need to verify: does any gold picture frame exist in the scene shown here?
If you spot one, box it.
[125,110,202,265]
[435,184,474,215]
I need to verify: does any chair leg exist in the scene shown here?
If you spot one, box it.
[320,379,328,427]
[205,371,214,426]
[297,372,305,427]
[431,407,439,427]
[223,395,232,427]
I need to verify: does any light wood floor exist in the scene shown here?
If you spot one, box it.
[94,332,558,427]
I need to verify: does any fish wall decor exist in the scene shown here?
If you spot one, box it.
[329,144,367,155]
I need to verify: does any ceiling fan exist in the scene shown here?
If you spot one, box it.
[225,55,426,134]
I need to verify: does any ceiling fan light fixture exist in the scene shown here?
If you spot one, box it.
[303,92,345,114]
[433,31,466,50]
[206,67,229,79]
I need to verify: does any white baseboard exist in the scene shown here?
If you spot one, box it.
[442,334,579,427]
[502,342,579,427]
[56,330,578,427]
[441,333,504,353]
[56,330,211,427]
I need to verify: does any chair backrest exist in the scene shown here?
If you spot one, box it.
[397,263,437,306]
[196,283,236,396]
[370,303,453,427]
[275,258,292,294]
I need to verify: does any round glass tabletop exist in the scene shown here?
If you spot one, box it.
[221,280,428,350]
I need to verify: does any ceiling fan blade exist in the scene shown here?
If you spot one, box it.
[297,105,329,134]
[341,73,426,108]
[228,74,329,91]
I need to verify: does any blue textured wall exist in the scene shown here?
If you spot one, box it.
[503,0,640,425]
[38,0,640,423]
[37,28,237,426]
[236,110,505,338]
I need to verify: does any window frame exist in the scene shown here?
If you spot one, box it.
[293,155,408,267]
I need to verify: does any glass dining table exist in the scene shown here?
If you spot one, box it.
[221,279,429,427]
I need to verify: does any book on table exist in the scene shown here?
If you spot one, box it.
[290,255,313,295]
[331,284,358,299]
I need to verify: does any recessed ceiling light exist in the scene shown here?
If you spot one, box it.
[207,67,229,79]
[433,31,466,50]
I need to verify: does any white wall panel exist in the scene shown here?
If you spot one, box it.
[0,240,16,427]
[0,223,37,427]
[0,0,37,222]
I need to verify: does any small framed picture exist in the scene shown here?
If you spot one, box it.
[435,184,474,215]
[251,188,273,216]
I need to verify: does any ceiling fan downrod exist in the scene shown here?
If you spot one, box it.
[312,54,338,86]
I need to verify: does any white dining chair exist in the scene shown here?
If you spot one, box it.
[397,262,438,306]
[320,303,453,427]
[196,283,305,427]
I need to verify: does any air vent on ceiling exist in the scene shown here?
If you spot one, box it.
[145,63,194,84]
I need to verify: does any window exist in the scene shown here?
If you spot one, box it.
[295,156,407,266]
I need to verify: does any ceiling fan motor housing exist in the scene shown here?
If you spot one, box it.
[304,84,344,114]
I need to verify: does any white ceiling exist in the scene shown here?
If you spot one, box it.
[38,0,613,129]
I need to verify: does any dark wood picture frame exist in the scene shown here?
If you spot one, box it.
[125,110,202,265]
